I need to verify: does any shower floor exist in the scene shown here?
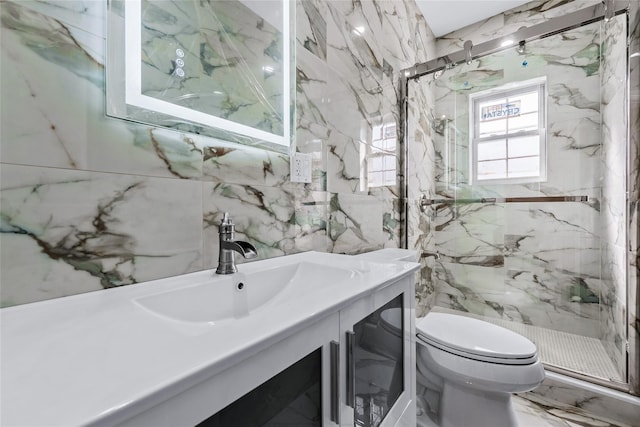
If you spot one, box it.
[429,307,623,383]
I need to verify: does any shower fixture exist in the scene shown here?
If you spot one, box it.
[464,40,473,64]
[604,0,615,21]
[516,40,526,54]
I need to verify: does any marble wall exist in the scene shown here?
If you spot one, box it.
[407,0,639,394]
[0,0,434,307]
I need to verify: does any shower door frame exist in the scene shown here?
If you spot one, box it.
[398,0,634,392]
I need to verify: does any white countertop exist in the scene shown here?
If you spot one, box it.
[1,251,419,427]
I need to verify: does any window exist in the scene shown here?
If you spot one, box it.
[470,78,546,183]
[366,122,397,187]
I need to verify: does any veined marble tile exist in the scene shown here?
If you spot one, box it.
[292,189,329,254]
[321,64,366,143]
[0,164,203,307]
[1,1,204,179]
[326,2,385,93]
[0,1,102,170]
[297,47,331,130]
[202,140,290,187]
[435,0,601,57]
[202,183,297,270]
[6,0,106,38]
[367,186,401,246]
[326,132,364,195]
[377,1,432,72]
[296,0,328,60]
[324,3,404,134]
[431,261,603,337]
[328,192,384,254]
[326,1,385,61]
[524,377,640,427]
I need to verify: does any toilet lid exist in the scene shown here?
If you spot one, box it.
[416,312,537,361]
[380,308,402,336]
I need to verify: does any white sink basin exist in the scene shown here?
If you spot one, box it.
[134,261,357,323]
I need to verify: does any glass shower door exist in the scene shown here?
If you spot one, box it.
[407,15,628,385]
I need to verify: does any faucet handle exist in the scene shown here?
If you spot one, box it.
[219,212,234,234]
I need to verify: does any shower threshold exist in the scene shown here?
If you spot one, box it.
[430,307,624,384]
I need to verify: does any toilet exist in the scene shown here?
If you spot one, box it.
[356,248,545,427]
[415,312,545,427]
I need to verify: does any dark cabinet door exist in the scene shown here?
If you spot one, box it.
[347,295,404,427]
[198,348,323,427]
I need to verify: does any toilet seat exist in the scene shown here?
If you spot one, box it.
[416,312,538,365]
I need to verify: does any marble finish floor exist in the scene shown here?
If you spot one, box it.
[430,307,622,382]
[417,394,633,427]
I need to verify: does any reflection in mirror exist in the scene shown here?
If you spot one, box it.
[107,0,292,153]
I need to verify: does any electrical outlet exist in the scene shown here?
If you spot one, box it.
[291,152,312,183]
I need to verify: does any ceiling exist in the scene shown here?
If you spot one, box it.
[416,0,530,37]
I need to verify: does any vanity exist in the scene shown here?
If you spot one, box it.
[1,251,419,427]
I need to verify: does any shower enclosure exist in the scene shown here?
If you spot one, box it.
[402,2,632,389]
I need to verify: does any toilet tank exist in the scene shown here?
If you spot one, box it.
[355,248,418,263]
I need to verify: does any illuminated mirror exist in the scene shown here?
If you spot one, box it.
[107,0,293,153]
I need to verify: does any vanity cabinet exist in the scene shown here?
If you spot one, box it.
[1,251,419,427]
[340,278,415,427]
[120,277,414,427]
[117,313,342,427]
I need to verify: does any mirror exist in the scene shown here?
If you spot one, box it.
[107,0,293,153]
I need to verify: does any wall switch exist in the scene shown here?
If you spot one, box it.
[291,152,312,183]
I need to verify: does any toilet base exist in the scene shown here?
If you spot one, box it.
[439,381,518,427]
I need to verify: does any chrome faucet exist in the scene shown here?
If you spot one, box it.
[215,213,258,274]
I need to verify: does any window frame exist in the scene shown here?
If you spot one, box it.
[365,121,397,188]
[469,77,547,185]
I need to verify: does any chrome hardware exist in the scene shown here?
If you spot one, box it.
[421,251,441,260]
[419,195,588,206]
[464,40,473,64]
[419,194,430,212]
[215,213,258,275]
[603,0,615,22]
[345,330,355,408]
[330,341,340,423]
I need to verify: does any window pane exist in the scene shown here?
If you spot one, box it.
[384,125,396,139]
[369,171,382,186]
[384,138,396,151]
[372,125,383,140]
[370,156,383,171]
[477,159,507,180]
[472,80,545,184]
[477,140,506,161]
[508,156,540,178]
[384,170,396,185]
[478,98,507,116]
[479,118,507,137]
[508,135,540,157]
[513,91,539,114]
[507,112,538,133]
[382,155,395,170]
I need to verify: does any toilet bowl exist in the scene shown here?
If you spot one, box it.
[353,249,544,426]
[416,312,545,427]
